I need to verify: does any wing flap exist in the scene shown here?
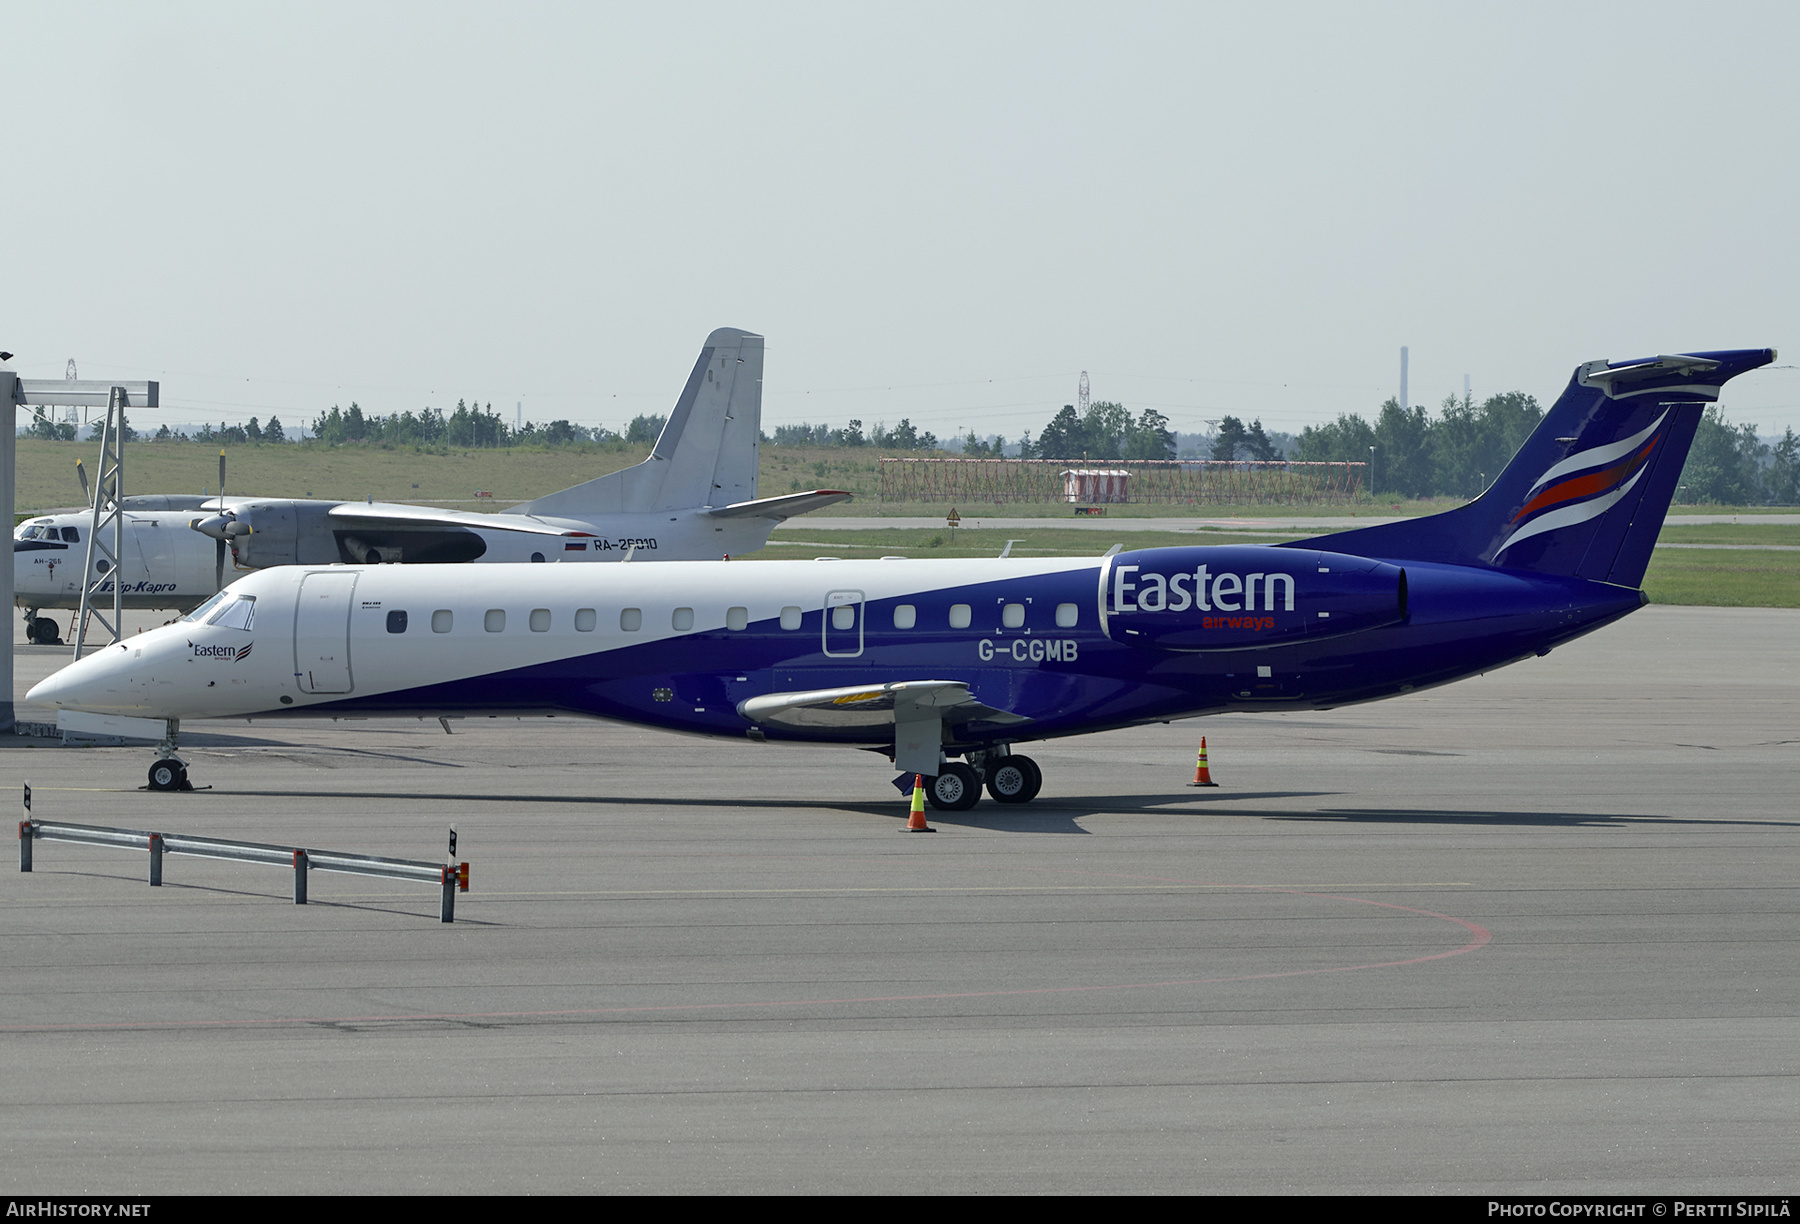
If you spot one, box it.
[737,680,1030,732]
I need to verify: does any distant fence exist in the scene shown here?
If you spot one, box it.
[878,458,1366,505]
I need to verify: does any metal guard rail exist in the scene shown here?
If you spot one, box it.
[19,818,470,922]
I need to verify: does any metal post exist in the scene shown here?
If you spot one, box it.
[75,389,128,657]
[0,370,15,734]
[19,820,31,872]
[440,867,455,923]
[148,831,162,886]
[293,849,307,904]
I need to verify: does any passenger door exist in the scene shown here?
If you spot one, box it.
[822,589,864,658]
[294,572,357,693]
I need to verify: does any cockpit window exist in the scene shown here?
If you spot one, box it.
[182,592,231,622]
[207,595,257,631]
[61,528,80,543]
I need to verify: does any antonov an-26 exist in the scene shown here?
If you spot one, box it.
[28,348,1771,802]
[14,328,846,642]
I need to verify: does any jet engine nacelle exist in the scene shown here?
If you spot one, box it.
[1103,546,1407,651]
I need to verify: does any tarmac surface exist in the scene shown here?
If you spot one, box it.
[1,606,1796,1194]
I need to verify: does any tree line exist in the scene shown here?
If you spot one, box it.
[770,419,940,450]
[33,390,1798,506]
[1293,392,1800,505]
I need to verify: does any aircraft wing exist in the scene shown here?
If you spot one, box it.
[737,680,1032,732]
[705,490,853,521]
[325,502,578,536]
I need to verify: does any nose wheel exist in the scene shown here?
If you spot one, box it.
[148,758,191,792]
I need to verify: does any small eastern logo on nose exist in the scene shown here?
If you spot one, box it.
[189,639,253,662]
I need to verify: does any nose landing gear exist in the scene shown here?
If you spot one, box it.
[148,758,190,792]
[22,609,62,646]
[146,720,194,792]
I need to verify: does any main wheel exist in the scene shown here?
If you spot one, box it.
[148,759,187,792]
[985,755,1042,804]
[927,763,982,811]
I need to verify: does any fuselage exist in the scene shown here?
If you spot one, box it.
[13,504,793,614]
[14,512,214,611]
[27,546,1646,750]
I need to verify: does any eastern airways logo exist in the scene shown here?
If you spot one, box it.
[1498,410,1667,557]
[189,639,254,663]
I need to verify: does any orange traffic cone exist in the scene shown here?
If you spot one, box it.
[904,773,936,832]
[1187,737,1219,787]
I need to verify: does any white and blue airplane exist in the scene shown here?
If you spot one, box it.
[28,348,1773,801]
[14,328,848,642]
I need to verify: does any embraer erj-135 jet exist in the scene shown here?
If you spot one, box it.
[31,349,1771,800]
[13,328,846,642]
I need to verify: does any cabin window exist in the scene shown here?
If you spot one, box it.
[432,610,453,633]
[620,608,642,632]
[726,606,749,631]
[484,609,506,633]
[529,609,551,632]
[831,605,855,630]
[1002,603,1025,628]
[672,607,694,631]
[574,608,597,632]
[780,606,802,630]
[386,610,408,634]
[1056,602,1079,628]
[948,603,972,629]
[530,552,545,563]
[893,604,916,630]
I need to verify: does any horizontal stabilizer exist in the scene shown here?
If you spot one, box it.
[737,680,1030,732]
[706,490,853,521]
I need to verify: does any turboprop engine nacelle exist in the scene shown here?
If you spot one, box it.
[1103,546,1407,651]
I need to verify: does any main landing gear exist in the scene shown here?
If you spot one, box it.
[922,751,1043,812]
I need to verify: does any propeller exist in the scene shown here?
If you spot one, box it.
[215,450,227,591]
[76,460,91,508]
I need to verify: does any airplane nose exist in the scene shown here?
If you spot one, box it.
[26,645,133,713]
[26,668,75,707]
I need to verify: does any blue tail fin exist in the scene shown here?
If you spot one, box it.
[1295,349,1775,586]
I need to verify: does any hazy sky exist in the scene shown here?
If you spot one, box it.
[8,1,1799,441]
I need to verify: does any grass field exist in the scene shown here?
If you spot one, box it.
[1641,548,1800,607]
